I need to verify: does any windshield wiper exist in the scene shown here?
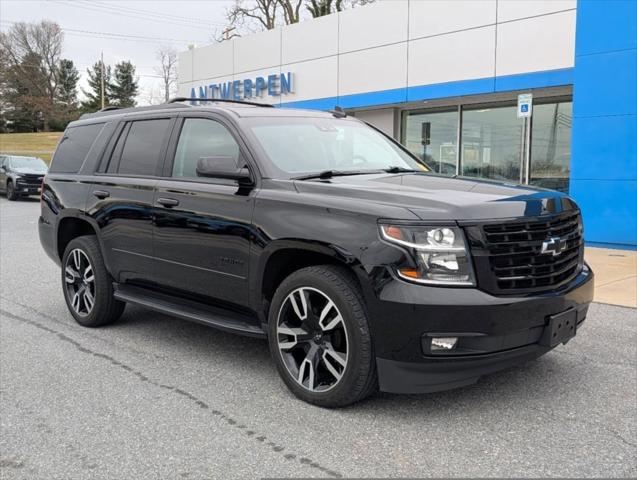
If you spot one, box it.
[292,169,384,181]
[383,166,422,174]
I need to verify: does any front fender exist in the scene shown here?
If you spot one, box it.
[249,238,361,317]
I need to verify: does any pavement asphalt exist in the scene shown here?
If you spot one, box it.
[1,197,636,479]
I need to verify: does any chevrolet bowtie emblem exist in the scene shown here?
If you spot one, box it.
[541,236,567,256]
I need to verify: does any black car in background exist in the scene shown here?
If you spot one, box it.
[0,155,48,200]
[38,99,594,407]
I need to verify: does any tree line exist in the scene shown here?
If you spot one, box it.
[0,21,139,133]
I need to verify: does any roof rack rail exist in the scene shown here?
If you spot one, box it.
[99,106,123,112]
[167,97,275,108]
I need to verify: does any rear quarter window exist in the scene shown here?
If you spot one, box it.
[50,123,105,173]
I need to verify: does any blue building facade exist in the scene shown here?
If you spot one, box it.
[179,0,637,249]
[570,0,637,248]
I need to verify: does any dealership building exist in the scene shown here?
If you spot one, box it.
[178,0,636,249]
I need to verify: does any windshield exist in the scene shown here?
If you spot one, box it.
[9,156,48,171]
[245,117,429,178]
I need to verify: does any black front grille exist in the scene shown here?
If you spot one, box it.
[469,211,584,294]
[18,174,44,187]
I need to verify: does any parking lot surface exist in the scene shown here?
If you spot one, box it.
[1,197,636,479]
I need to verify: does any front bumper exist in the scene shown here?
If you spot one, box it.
[15,181,42,195]
[362,265,594,394]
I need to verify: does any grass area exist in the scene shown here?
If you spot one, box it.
[0,132,63,164]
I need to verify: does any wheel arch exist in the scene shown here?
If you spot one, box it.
[56,214,101,260]
[254,240,365,322]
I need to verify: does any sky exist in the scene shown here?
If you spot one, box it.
[0,0,234,104]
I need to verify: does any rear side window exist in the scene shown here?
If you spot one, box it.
[50,123,104,173]
[115,119,171,176]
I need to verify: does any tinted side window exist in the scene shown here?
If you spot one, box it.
[50,123,104,173]
[117,119,171,176]
[172,119,240,178]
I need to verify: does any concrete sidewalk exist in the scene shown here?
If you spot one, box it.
[585,247,637,308]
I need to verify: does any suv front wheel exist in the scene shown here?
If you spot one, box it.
[62,235,125,327]
[268,265,377,407]
[6,181,18,201]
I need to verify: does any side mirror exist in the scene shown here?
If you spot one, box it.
[196,156,252,184]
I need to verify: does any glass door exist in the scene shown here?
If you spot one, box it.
[402,109,458,175]
[530,101,573,192]
[461,105,524,183]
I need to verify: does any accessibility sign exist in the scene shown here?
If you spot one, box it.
[517,93,533,118]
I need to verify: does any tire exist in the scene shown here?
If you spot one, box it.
[61,235,125,327]
[268,265,378,408]
[6,181,18,201]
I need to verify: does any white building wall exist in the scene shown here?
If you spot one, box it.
[351,109,396,137]
[178,0,577,106]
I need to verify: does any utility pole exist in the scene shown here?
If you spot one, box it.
[100,51,105,110]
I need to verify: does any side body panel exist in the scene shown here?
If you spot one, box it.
[152,179,256,306]
[84,176,158,283]
[83,115,176,284]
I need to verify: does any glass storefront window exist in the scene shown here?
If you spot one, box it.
[402,110,458,175]
[461,105,524,183]
[530,101,572,192]
[400,97,573,191]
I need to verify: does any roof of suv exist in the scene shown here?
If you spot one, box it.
[78,100,340,123]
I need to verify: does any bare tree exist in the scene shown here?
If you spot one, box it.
[306,0,343,17]
[0,21,63,131]
[222,0,376,38]
[280,0,304,24]
[226,0,280,33]
[155,46,178,102]
[307,0,375,17]
[140,84,164,106]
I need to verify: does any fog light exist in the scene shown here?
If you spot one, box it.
[431,337,458,351]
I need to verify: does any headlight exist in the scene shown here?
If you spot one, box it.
[380,224,476,286]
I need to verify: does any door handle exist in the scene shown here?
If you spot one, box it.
[93,190,110,199]
[157,197,179,208]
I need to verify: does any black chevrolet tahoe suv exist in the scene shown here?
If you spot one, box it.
[39,99,594,407]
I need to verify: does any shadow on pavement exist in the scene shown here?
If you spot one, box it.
[108,303,575,417]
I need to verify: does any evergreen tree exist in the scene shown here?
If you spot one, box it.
[57,59,79,108]
[111,61,138,108]
[49,59,80,129]
[80,61,111,113]
[3,52,47,132]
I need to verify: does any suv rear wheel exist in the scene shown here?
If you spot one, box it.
[62,235,125,327]
[268,265,377,407]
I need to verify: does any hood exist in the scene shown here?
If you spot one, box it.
[11,167,47,175]
[293,172,577,221]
